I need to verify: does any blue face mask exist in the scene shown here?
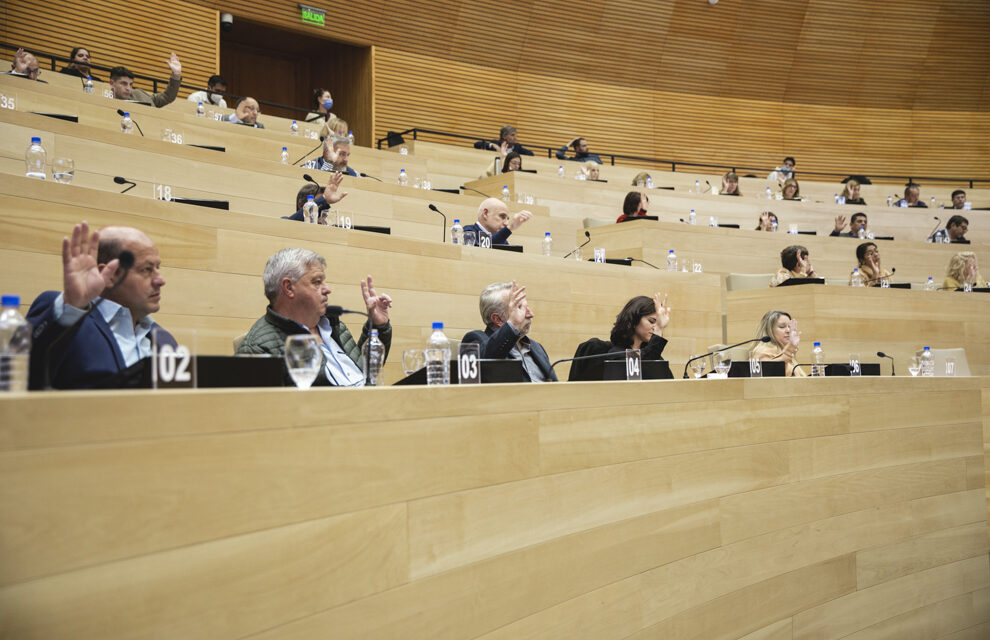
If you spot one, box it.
[323,98,334,110]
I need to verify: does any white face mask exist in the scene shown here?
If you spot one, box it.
[209,93,223,104]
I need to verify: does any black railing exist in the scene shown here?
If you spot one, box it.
[0,41,314,120]
[377,127,986,189]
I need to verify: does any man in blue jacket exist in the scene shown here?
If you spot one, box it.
[27,221,175,389]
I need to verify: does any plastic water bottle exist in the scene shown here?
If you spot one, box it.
[765,186,772,200]
[501,185,510,202]
[302,195,319,224]
[450,218,464,244]
[398,169,408,186]
[542,232,553,256]
[925,276,935,291]
[887,195,893,207]
[834,193,839,204]
[688,209,696,225]
[930,196,936,208]
[850,269,864,287]
[196,101,205,117]
[812,342,825,377]
[694,179,701,194]
[121,112,134,134]
[362,329,385,386]
[646,176,654,189]
[557,165,565,178]
[709,216,718,228]
[920,346,934,377]
[347,130,354,145]
[280,146,289,164]
[0,295,31,392]
[771,219,778,232]
[24,137,46,180]
[290,120,299,136]
[83,75,94,94]
[666,249,677,271]
[426,322,451,385]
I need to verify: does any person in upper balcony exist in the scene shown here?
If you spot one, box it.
[579,162,601,181]
[475,125,534,156]
[302,136,359,177]
[841,179,867,205]
[942,252,987,290]
[320,116,349,142]
[59,46,101,80]
[108,55,182,108]
[224,97,264,128]
[946,215,970,244]
[616,191,650,223]
[895,183,926,208]
[831,212,869,238]
[770,245,819,287]
[4,48,44,82]
[851,242,893,287]
[719,171,741,196]
[767,156,795,182]
[306,87,335,123]
[556,137,602,164]
[950,189,968,210]
[186,74,227,108]
[781,178,801,200]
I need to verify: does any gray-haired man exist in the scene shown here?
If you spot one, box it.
[236,248,393,386]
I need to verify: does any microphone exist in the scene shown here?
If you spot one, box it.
[427,204,448,242]
[43,250,136,389]
[113,176,136,194]
[926,216,941,242]
[877,351,896,376]
[359,172,383,182]
[563,231,592,259]
[116,109,144,137]
[682,336,771,379]
[864,267,896,284]
[461,185,491,198]
[293,140,324,166]
[324,306,374,353]
[626,257,660,269]
[549,350,631,375]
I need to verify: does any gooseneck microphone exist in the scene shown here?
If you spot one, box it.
[359,172,383,182]
[43,250,136,389]
[293,140,324,166]
[682,336,771,379]
[926,216,942,242]
[427,204,448,242]
[865,267,896,284]
[877,351,896,376]
[460,185,491,198]
[325,305,373,335]
[113,176,136,194]
[115,109,144,137]
[563,231,592,259]
[627,257,660,269]
[302,173,321,187]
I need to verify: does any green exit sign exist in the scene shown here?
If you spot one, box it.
[299,3,326,26]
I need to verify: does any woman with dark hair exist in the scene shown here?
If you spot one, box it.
[770,245,818,286]
[852,242,892,286]
[750,310,806,377]
[720,171,741,196]
[501,151,523,173]
[756,211,778,231]
[59,47,101,80]
[306,88,335,122]
[616,191,649,223]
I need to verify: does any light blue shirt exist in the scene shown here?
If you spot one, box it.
[315,316,365,387]
[54,293,159,367]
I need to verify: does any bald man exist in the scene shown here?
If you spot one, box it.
[225,96,264,128]
[27,221,175,389]
[462,197,532,248]
[4,48,43,82]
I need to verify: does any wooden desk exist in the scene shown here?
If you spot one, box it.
[0,379,986,638]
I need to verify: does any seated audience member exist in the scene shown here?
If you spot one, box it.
[463,198,532,247]
[27,221,174,390]
[756,211,778,231]
[59,46,100,80]
[108,55,182,107]
[770,245,819,287]
[946,215,969,244]
[462,281,556,382]
[851,242,893,286]
[283,172,348,223]
[895,183,926,208]
[767,156,795,182]
[225,97,264,128]
[306,88,335,123]
[319,115,348,142]
[841,179,866,205]
[236,250,393,386]
[751,310,806,377]
[474,125,534,156]
[302,136,358,176]
[580,162,601,181]
[781,178,800,200]
[186,74,227,108]
[556,137,602,164]
[950,189,967,210]
[569,293,671,381]
[4,48,43,82]
[502,152,523,173]
[631,171,651,186]
[616,191,650,223]
[831,212,869,238]
[942,252,987,290]
[719,171,741,196]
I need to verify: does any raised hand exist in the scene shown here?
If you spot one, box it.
[12,48,30,74]
[787,319,801,347]
[653,292,671,334]
[322,171,349,204]
[507,281,529,334]
[499,141,510,159]
[834,214,846,233]
[360,275,392,326]
[167,53,182,78]
[508,210,532,231]
[63,222,118,309]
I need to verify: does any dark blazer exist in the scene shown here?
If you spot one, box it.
[473,140,534,156]
[26,290,176,390]
[462,323,557,382]
[463,222,512,246]
[568,335,668,381]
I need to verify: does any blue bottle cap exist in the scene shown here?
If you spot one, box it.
[307,195,314,200]
[1,295,20,306]
[453,219,460,224]
[924,346,930,350]
[432,322,443,330]
[30,136,40,144]
[123,112,129,117]
[814,342,821,347]
[545,232,551,236]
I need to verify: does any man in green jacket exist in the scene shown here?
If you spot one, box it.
[108,54,182,108]
[236,248,393,386]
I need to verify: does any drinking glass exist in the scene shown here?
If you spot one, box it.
[463,230,477,246]
[284,335,321,389]
[53,158,75,184]
[594,248,606,263]
[945,358,956,376]
[788,224,798,235]
[689,357,707,379]
[848,353,861,376]
[963,282,973,293]
[161,127,173,142]
[402,349,425,375]
[714,351,731,376]
[749,358,762,378]
[908,357,921,377]
[571,246,583,261]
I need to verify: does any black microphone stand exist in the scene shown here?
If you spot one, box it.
[563,231,591,259]
[115,109,144,137]
[682,336,771,379]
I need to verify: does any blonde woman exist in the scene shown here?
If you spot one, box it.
[781,178,800,200]
[943,252,987,290]
[319,115,349,141]
[750,310,806,377]
[841,179,866,205]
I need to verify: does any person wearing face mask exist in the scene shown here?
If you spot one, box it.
[307,88,336,123]
[616,191,650,223]
[767,157,795,183]
[186,75,228,108]
[751,310,806,377]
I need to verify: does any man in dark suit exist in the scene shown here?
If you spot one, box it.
[27,222,174,389]
[831,212,868,238]
[462,198,532,248]
[462,281,557,382]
